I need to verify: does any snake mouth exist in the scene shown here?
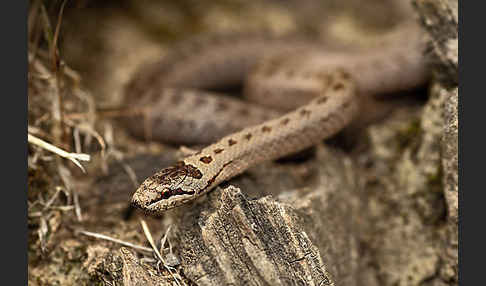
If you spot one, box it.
[131,186,195,213]
[146,188,195,208]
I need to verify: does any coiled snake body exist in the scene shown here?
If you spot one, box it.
[127,21,429,214]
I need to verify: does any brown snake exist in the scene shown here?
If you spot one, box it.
[127,21,429,214]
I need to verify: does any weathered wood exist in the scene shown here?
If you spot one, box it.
[414,0,458,283]
[172,146,360,286]
[413,0,458,86]
[121,248,172,286]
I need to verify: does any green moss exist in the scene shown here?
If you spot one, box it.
[396,118,422,151]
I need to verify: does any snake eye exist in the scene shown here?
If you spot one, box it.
[161,188,175,199]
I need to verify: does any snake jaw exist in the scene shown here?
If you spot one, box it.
[132,184,196,213]
[131,163,200,213]
[131,180,161,211]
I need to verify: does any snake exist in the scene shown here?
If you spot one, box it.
[126,20,429,214]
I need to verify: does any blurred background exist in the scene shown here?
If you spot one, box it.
[28,1,438,285]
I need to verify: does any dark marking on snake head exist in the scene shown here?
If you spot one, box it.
[200,156,213,164]
[152,161,202,186]
[262,126,272,133]
[228,139,237,146]
[189,167,203,179]
[214,148,224,154]
[244,133,252,140]
[202,161,233,192]
[160,188,195,200]
[281,118,290,126]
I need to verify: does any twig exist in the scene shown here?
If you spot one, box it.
[28,133,90,172]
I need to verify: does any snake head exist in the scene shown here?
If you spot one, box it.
[131,161,203,213]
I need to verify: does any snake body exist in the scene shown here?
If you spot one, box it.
[128,21,429,214]
[131,70,357,212]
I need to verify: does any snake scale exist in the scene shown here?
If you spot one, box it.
[126,20,429,214]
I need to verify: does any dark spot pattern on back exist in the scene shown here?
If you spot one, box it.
[261,112,273,121]
[238,108,250,116]
[372,59,384,69]
[262,60,280,77]
[200,156,213,164]
[300,109,311,117]
[281,118,290,125]
[214,148,224,154]
[216,101,229,112]
[317,96,328,104]
[285,70,295,78]
[170,91,184,106]
[316,71,331,82]
[320,115,330,124]
[302,71,313,79]
[262,126,272,133]
[333,82,345,91]
[194,96,208,106]
[228,139,237,146]
[244,133,252,140]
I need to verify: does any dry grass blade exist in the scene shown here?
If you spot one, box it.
[51,0,68,71]
[77,230,154,253]
[28,133,90,172]
[64,119,107,156]
[140,220,164,262]
[57,164,83,221]
[159,225,172,255]
[140,220,182,286]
